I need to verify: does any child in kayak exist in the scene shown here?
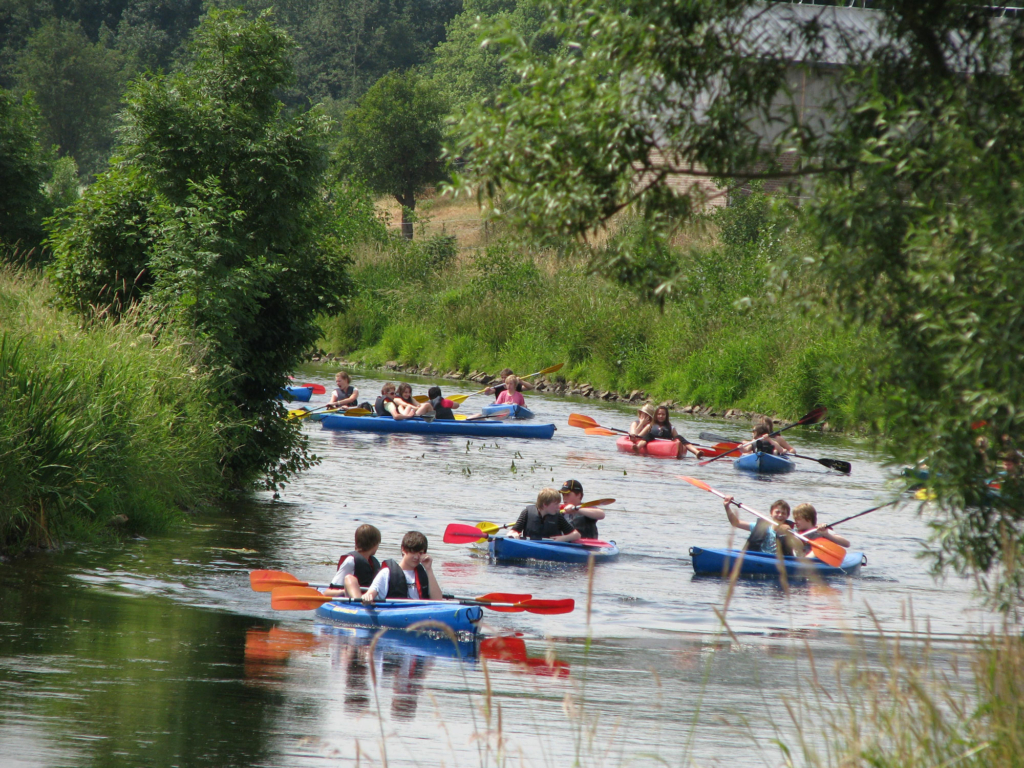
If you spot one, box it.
[791,504,850,551]
[327,371,359,410]
[758,416,795,453]
[485,368,534,401]
[325,524,382,598]
[559,479,604,539]
[740,424,793,456]
[628,403,657,451]
[723,496,796,555]
[363,531,443,602]
[374,382,397,416]
[388,383,435,421]
[649,405,704,458]
[509,487,582,542]
[495,375,526,407]
[427,386,459,420]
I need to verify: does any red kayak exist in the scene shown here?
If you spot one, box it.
[615,436,727,459]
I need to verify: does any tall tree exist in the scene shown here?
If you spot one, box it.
[0,88,49,254]
[338,70,447,239]
[455,0,1024,607]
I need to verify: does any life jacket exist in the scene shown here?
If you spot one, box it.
[649,423,673,439]
[333,385,354,401]
[521,505,568,540]
[562,509,598,540]
[745,520,796,556]
[382,559,430,600]
[430,396,455,420]
[334,550,380,588]
[374,395,392,417]
[754,438,776,455]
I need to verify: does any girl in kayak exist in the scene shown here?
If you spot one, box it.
[758,416,795,453]
[325,524,382,598]
[791,504,850,551]
[740,424,793,456]
[509,488,582,542]
[723,496,796,555]
[559,479,604,539]
[649,405,704,458]
[327,371,359,410]
[363,531,443,602]
[388,383,435,421]
[495,375,527,407]
[485,368,534,401]
[628,403,657,451]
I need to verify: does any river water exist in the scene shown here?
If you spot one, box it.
[0,367,1005,767]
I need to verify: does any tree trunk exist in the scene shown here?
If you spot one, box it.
[396,191,416,240]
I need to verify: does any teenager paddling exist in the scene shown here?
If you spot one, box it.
[508,488,581,542]
[558,479,604,540]
[363,531,443,603]
[327,371,359,410]
[325,524,382,598]
[723,496,797,555]
[484,368,534,401]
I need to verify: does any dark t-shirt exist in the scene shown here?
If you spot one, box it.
[511,505,575,539]
[563,509,599,539]
[490,382,525,399]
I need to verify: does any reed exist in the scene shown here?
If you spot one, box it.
[0,266,232,551]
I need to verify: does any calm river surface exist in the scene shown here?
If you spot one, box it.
[0,367,1006,767]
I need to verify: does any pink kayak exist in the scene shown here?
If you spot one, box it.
[615,435,682,458]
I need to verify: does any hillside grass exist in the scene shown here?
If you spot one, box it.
[0,266,232,552]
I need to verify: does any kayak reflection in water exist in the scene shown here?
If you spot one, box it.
[362,531,444,602]
[507,488,582,542]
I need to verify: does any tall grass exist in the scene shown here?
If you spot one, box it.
[320,193,878,429]
[0,266,231,551]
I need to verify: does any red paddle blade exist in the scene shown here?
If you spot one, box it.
[270,586,332,611]
[807,538,846,568]
[524,657,571,677]
[477,592,532,603]
[585,427,618,436]
[568,413,599,429]
[480,636,528,662]
[518,598,575,615]
[795,406,827,427]
[444,523,489,544]
[577,538,614,548]
[250,570,306,592]
[300,383,327,395]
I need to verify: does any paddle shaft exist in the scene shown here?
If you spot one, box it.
[826,500,897,528]
[699,407,826,466]
[790,453,852,474]
[706,488,821,551]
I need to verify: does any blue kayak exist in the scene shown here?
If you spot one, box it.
[315,600,483,634]
[321,413,555,439]
[733,452,795,474]
[481,403,535,420]
[280,385,313,402]
[689,546,866,578]
[489,537,620,564]
[314,623,478,659]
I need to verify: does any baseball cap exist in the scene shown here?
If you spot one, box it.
[559,479,583,494]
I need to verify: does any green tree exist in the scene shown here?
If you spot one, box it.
[455,0,1024,607]
[49,10,352,488]
[339,70,447,239]
[15,18,125,175]
[0,88,49,255]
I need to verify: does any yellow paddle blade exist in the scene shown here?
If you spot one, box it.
[287,408,308,419]
[449,393,470,404]
[343,408,371,417]
[476,521,501,535]
[454,413,467,420]
[533,362,564,376]
[413,395,429,403]
[580,498,615,508]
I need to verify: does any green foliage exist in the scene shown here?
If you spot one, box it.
[45,155,80,211]
[0,88,49,254]
[337,70,448,238]
[0,267,231,551]
[14,18,125,175]
[48,10,354,488]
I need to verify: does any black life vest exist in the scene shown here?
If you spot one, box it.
[754,438,776,454]
[374,395,390,416]
[521,505,568,540]
[430,395,455,420]
[650,424,673,440]
[562,507,598,540]
[745,520,796,556]
[382,559,431,600]
[333,385,354,401]
[333,550,380,588]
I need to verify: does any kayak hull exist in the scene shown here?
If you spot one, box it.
[321,413,555,439]
[689,546,866,578]
[615,435,680,458]
[489,537,620,564]
[733,452,795,474]
[314,623,478,659]
[281,386,313,402]
[481,403,535,420]
[315,600,483,634]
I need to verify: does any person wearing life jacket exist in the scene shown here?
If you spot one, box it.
[362,531,443,603]
[508,487,582,542]
[484,368,534,401]
[427,386,459,420]
[790,503,850,555]
[391,382,436,421]
[739,424,792,456]
[374,382,397,416]
[325,524,382,599]
[327,370,359,410]
[648,405,704,458]
[558,479,604,540]
[757,416,795,453]
[723,496,796,555]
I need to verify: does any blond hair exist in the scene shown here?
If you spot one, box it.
[536,487,561,508]
[793,503,817,525]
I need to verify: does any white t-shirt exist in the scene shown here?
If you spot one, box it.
[368,566,421,600]
[329,557,356,587]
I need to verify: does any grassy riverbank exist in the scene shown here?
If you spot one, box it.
[0,267,232,553]
[319,191,879,430]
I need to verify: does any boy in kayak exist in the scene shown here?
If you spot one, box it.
[559,479,604,539]
[363,531,443,602]
[722,496,796,555]
[427,385,459,420]
[740,424,793,456]
[508,488,582,542]
[485,368,534,401]
[374,382,397,416]
[327,371,359,410]
[325,524,382,598]
[495,375,526,407]
[791,504,850,551]
[758,416,795,453]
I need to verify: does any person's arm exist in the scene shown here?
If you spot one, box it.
[339,387,358,407]
[363,569,390,603]
[448,399,460,410]
[554,515,582,542]
[421,554,442,600]
[723,496,748,530]
[323,557,356,596]
[564,504,605,521]
[769,436,793,454]
[518,380,535,391]
[774,435,795,452]
[508,509,529,539]
[810,525,850,547]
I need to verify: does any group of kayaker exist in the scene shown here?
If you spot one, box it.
[507,480,605,542]
[626,406,796,461]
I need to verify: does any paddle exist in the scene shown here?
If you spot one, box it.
[790,454,852,474]
[444,523,613,548]
[825,500,898,528]
[473,498,616,535]
[677,476,847,567]
[700,431,736,444]
[269,585,574,614]
[293,383,327,395]
[698,406,828,466]
[287,403,336,421]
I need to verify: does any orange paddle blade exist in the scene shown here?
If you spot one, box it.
[568,413,599,429]
[270,585,332,611]
[250,570,307,592]
[806,538,847,568]
[580,498,615,508]
[679,475,712,493]
[585,427,618,436]
[299,383,327,395]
